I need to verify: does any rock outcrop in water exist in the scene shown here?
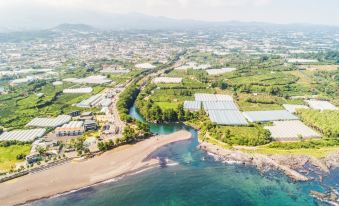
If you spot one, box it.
[310,190,339,205]
[198,141,339,182]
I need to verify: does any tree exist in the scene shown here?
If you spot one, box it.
[177,104,185,121]
[136,121,151,137]
[122,125,137,143]
[268,86,281,96]
[35,145,47,156]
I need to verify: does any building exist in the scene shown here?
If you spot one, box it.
[305,100,338,111]
[0,128,46,142]
[26,153,42,164]
[135,63,156,69]
[84,120,98,131]
[63,87,93,94]
[283,104,309,113]
[153,77,183,84]
[69,110,81,117]
[265,120,321,141]
[206,68,236,75]
[184,101,201,111]
[242,110,299,123]
[55,121,84,137]
[26,115,71,128]
[79,112,94,121]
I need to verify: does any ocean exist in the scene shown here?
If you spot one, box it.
[29,106,337,206]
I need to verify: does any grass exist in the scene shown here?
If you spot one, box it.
[0,145,31,171]
[155,102,179,110]
[235,93,307,111]
[204,137,233,150]
[236,93,283,111]
[296,109,339,138]
[228,71,298,86]
[287,70,314,86]
[241,146,338,158]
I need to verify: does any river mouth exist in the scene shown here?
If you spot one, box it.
[29,105,337,206]
[129,105,193,135]
[29,133,332,206]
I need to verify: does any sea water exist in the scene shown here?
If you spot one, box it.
[30,106,338,206]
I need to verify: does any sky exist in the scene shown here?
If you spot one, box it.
[0,0,338,30]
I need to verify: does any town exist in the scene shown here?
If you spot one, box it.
[0,23,338,205]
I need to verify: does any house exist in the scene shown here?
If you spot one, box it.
[84,120,98,131]
[69,110,81,117]
[55,121,84,137]
[26,153,42,164]
[79,112,94,121]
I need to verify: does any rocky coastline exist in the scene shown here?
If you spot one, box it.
[198,141,339,182]
[198,141,339,204]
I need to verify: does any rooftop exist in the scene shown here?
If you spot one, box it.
[305,100,338,111]
[208,110,248,125]
[26,115,71,128]
[0,128,46,142]
[265,120,321,141]
[243,110,299,122]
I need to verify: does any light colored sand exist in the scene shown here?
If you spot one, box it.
[0,130,192,206]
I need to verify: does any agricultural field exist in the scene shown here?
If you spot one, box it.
[208,125,272,146]
[296,109,339,138]
[235,93,304,111]
[228,71,298,86]
[0,144,31,172]
[241,138,339,158]
[300,64,339,71]
[0,81,103,130]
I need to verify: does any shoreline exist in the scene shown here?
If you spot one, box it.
[25,163,159,206]
[0,130,192,206]
[198,140,339,182]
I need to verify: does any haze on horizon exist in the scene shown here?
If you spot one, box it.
[0,0,338,30]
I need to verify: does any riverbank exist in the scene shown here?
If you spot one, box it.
[198,140,339,182]
[0,130,192,206]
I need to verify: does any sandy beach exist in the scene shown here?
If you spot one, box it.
[0,130,192,206]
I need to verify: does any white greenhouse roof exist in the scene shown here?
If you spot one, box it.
[26,115,72,128]
[206,68,236,75]
[265,120,321,141]
[135,63,156,69]
[77,94,103,107]
[242,110,299,122]
[153,77,183,84]
[63,76,112,85]
[203,101,238,111]
[305,100,338,111]
[63,87,93,94]
[283,104,309,113]
[194,93,233,102]
[0,128,46,142]
[184,101,201,111]
[208,110,248,125]
[60,121,84,129]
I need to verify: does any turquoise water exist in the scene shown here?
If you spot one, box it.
[129,106,190,134]
[30,106,337,206]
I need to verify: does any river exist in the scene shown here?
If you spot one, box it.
[30,106,337,206]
